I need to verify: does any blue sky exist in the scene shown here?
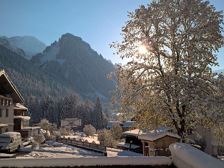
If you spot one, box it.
[0,0,223,70]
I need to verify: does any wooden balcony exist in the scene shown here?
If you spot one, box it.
[0,95,12,107]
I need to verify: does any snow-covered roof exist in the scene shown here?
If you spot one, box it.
[123,121,136,128]
[61,118,81,127]
[14,115,30,120]
[62,118,80,121]
[0,70,24,103]
[22,126,40,130]
[0,124,8,127]
[123,129,143,137]
[117,142,140,149]
[107,121,122,128]
[14,103,28,111]
[0,132,21,137]
[138,132,180,141]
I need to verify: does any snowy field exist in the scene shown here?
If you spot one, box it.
[0,141,173,167]
[17,141,103,159]
[15,141,143,159]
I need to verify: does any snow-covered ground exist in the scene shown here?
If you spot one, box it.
[17,141,102,159]
[107,147,143,157]
[16,141,144,159]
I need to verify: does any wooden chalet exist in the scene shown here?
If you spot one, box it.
[138,132,180,156]
[0,69,31,137]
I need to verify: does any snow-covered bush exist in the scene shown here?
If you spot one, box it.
[39,119,57,132]
[39,119,51,130]
[98,129,117,147]
[83,124,96,136]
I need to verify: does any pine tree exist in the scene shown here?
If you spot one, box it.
[93,97,104,129]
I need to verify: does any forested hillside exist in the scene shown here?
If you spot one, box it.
[32,33,115,100]
[0,33,115,128]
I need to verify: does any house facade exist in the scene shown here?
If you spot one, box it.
[0,95,14,133]
[14,103,30,131]
[0,69,28,134]
[138,132,180,156]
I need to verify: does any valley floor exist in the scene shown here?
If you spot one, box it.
[14,141,142,159]
[16,141,102,159]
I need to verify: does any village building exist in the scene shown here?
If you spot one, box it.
[61,118,82,131]
[0,69,37,139]
[0,94,13,133]
[14,103,30,132]
[0,70,25,134]
[118,129,143,153]
[107,120,136,132]
[138,132,180,156]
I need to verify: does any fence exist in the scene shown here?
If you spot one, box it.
[57,136,107,156]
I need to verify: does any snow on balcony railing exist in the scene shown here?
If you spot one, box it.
[169,143,224,168]
[0,157,172,167]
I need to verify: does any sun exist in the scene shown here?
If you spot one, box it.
[138,44,148,54]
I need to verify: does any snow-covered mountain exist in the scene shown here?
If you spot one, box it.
[31,33,115,100]
[0,33,115,101]
[6,36,46,59]
[0,36,27,57]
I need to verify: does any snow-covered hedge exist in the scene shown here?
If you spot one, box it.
[169,143,224,168]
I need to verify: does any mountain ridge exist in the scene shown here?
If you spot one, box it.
[31,33,115,101]
[0,33,115,102]
[0,35,46,59]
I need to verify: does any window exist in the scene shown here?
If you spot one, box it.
[5,109,8,117]
[5,128,8,132]
[0,109,2,117]
[0,128,2,134]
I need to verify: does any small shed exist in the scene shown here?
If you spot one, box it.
[61,118,81,131]
[118,129,143,153]
[138,132,180,156]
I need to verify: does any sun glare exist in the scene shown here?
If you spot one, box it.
[138,44,148,54]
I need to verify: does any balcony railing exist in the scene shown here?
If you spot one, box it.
[0,95,12,107]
